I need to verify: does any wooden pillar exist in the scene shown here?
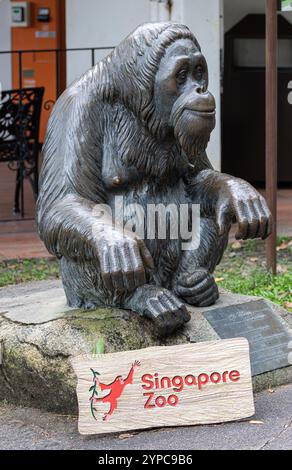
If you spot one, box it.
[266,0,278,273]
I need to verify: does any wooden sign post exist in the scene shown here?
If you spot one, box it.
[72,338,255,435]
[266,0,278,274]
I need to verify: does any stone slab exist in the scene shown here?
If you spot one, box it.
[0,280,292,413]
[204,300,292,376]
[0,280,71,324]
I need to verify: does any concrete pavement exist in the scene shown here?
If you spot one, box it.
[0,384,291,450]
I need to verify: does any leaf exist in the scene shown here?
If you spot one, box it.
[231,241,242,250]
[93,339,105,355]
[249,257,259,263]
[249,420,264,425]
[118,433,135,440]
[276,242,288,251]
[89,385,95,392]
[284,301,292,310]
[277,264,288,274]
[215,277,225,283]
[278,291,288,299]
[90,368,100,378]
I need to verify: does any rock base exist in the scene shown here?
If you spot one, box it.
[1,280,292,413]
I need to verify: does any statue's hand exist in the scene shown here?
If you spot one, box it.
[175,269,219,307]
[95,231,154,292]
[216,177,272,240]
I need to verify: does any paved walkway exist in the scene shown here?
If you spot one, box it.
[0,384,291,450]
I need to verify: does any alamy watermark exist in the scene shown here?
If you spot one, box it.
[91,196,201,251]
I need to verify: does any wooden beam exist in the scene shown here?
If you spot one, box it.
[266,0,278,274]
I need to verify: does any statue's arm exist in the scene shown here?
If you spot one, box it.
[37,85,153,291]
[37,84,107,258]
[186,151,272,240]
[38,192,106,260]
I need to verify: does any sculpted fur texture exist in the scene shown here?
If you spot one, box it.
[37,23,272,336]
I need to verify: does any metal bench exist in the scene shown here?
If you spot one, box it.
[0,87,44,217]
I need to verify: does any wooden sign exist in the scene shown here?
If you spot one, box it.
[71,338,255,435]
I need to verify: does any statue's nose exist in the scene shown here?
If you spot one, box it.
[189,87,216,113]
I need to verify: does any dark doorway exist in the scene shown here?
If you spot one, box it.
[222,14,292,186]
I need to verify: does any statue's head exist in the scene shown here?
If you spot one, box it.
[102,22,216,158]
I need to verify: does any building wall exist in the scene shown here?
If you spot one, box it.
[65,0,152,86]
[65,0,222,169]
[6,0,287,169]
[0,0,12,90]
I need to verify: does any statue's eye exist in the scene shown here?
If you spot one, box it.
[195,64,204,81]
[176,68,188,85]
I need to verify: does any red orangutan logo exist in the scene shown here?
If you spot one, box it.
[89,360,140,421]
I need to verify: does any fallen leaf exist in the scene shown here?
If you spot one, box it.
[215,277,225,283]
[277,265,288,274]
[119,433,135,440]
[278,292,287,299]
[231,241,242,250]
[249,257,259,263]
[249,420,264,425]
[276,242,288,251]
[284,302,292,310]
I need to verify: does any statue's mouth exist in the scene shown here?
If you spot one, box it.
[185,108,216,118]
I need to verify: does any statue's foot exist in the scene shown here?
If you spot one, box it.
[125,284,190,337]
[175,268,219,308]
[66,296,98,310]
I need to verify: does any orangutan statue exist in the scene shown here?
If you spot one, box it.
[37,23,271,336]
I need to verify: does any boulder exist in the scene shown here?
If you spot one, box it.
[0,280,291,413]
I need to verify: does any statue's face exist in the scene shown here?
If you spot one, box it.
[154,39,216,157]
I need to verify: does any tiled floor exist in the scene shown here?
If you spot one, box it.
[0,161,291,260]
[0,164,50,259]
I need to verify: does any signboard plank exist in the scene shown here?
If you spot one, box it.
[72,338,254,435]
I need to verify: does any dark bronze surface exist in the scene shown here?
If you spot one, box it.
[37,23,272,336]
[205,300,292,375]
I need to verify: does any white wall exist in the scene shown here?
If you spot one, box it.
[66,0,222,169]
[0,0,12,90]
[172,0,222,170]
[66,0,152,85]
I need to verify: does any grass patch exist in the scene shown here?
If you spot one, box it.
[0,258,59,288]
[215,237,292,311]
[1,237,291,312]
